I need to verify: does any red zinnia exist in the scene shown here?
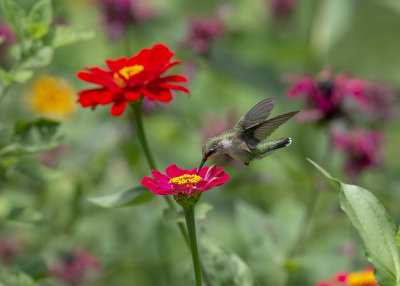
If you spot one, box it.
[77,43,189,116]
[141,164,229,196]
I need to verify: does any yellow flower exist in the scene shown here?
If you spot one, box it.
[28,76,76,119]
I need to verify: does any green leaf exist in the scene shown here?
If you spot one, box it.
[200,233,253,286]
[309,159,400,286]
[12,69,33,83]
[0,0,26,39]
[17,272,37,286]
[0,68,13,86]
[14,118,60,143]
[26,0,52,39]
[20,46,54,69]
[51,25,95,48]
[88,186,154,208]
[4,207,47,228]
[397,226,400,248]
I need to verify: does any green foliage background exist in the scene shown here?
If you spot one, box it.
[1,0,400,285]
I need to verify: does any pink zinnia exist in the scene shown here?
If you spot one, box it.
[141,164,229,196]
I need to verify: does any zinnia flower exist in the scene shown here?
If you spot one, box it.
[316,267,378,286]
[333,129,384,180]
[28,76,76,119]
[48,249,101,285]
[141,164,229,207]
[285,68,397,123]
[77,43,189,116]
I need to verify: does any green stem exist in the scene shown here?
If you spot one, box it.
[129,99,213,285]
[184,207,202,286]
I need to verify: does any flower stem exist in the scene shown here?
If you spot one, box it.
[129,99,213,286]
[184,206,202,286]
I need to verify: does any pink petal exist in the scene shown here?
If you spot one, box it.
[165,164,189,178]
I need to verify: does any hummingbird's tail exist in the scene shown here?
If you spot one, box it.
[258,137,292,158]
[272,137,292,150]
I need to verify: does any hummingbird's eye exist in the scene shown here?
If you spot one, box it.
[207,149,215,157]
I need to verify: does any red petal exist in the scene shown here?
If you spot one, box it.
[77,70,118,90]
[105,57,129,72]
[151,170,170,184]
[124,91,141,101]
[141,177,168,195]
[158,75,188,83]
[158,83,189,93]
[110,101,127,116]
[142,88,173,102]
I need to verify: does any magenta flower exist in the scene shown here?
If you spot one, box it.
[285,69,397,123]
[333,129,384,179]
[96,0,155,40]
[0,21,16,65]
[184,6,229,55]
[141,164,229,196]
[49,249,101,285]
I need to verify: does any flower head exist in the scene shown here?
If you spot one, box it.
[142,164,229,196]
[48,249,101,285]
[333,129,384,179]
[142,164,229,207]
[97,0,155,40]
[28,76,76,119]
[285,68,397,123]
[77,43,189,116]
[317,267,378,286]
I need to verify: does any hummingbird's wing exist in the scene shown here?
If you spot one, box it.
[242,111,298,149]
[234,99,276,131]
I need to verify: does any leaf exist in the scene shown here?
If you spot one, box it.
[309,159,400,286]
[26,0,52,39]
[0,68,13,86]
[20,46,54,69]
[13,69,33,83]
[14,118,60,143]
[51,25,95,48]
[4,207,47,228]
[17,272,37,286]
[397,226,400,248]
[88,186,154,208]
[200,233,253,286]
[0,0,26,39]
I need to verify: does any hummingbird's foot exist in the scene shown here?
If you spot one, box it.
[244,162,249,166]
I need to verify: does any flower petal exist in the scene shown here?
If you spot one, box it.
[165,164,189,178]
[124,91,142,101]
[110,101,127,116]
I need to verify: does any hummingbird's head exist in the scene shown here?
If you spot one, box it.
[197,137,225,174]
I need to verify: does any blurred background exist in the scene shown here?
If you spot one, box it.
[1,0,400,285]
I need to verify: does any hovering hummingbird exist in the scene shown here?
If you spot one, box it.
[198,99,298,173]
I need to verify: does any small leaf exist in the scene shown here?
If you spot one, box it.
[17,272,37,286]
[88,186,154,208]
[26,0,52,39]
[0,0,26,39]
[14,118,60,143]
[12,69,33,83]
[51,25,95,48]
[309,159,400,286]
[195,203,213,220]
[0,68,13,86]
[4,207,46,228]
[20,46,54,69]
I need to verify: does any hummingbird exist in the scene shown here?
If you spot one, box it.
[198,99,298,173]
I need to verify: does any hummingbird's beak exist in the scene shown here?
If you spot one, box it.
[197,157,207,175]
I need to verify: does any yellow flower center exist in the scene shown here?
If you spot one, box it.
[113,65,144,87]
[169,174,202,188]
[28,76,76,119]
[348,270,376,286]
